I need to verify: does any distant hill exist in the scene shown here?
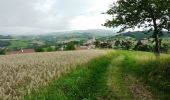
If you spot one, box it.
[0,35,13,39]
[35,29,117,42]
[122,31,152,40]
[50,29,116,37]
[108,31,170,40]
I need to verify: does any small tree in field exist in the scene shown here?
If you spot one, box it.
[104,0,170,56]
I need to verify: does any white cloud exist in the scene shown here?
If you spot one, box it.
[70,0,114,30]
[70,14,111,30]
[0,0,115,34]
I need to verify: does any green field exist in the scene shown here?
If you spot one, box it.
[163,38,170,44]
[8,40,30,50]
[24,50,170,100]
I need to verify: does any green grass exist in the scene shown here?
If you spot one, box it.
[117,50,170,100]
[107,54,133,100]
[8,40,30,50]
[162,38,170,44]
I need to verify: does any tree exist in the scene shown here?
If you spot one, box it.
[115,40,121,47]
[100,42,112,48]
[46,47,53,52]
[104,0,170,56]
[121,40,133,50]
[94,40,100,48]
[0,48,6,55]
[134,41,153,52]
[34,47,44,52]
[66,42,76,50]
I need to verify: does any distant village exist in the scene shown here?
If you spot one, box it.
[2,35,170,55]
[5,37,97,55]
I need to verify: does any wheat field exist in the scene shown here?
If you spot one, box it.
[0,50,108,100]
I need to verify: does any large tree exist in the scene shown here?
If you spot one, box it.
[104,0,170,56]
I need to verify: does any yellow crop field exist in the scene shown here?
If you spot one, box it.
[0,50,108,100]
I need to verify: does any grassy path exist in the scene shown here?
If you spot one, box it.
[107,52,156,100]
[107,54,133,100]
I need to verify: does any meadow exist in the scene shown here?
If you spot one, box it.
[0,50,170,100]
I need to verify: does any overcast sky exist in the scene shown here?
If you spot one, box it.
[0,0,116,34]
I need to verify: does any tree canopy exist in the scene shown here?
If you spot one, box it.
[104,0,170,55]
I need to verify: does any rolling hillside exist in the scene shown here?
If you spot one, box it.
[34,29,116,42]
[115,31,170,40]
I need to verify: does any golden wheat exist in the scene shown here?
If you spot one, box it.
[0,50,108,100]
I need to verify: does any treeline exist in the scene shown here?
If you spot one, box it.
[95,39,170,53]
[34,41,77,52]
[0,35,13,39]
[0,40,11,47]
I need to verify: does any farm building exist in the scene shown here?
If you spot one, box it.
[6,49,35,55]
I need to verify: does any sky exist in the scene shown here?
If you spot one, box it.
[0,0,115,34]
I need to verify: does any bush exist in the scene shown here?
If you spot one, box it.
[66,42,75,50]
[0,41,11,47]
[134,40,153,52]
[121,41,133,50]
[99,42,112,48]
[0,48,6,55]
[34,47,44,52]
[160,43,169,53]
[46,47,54,52]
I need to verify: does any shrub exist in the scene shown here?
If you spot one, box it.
[66,42,76,50]
[0,48,6,55]
[34,47,44,52]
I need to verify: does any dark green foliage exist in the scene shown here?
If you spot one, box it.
[104,0,170,32]
[34,47,44,52]
[0,40,11,47]
[115,40,121,47]
[137,44,153,52]
[94,40,100,48]
[0,48,6,55]
[121,41,133,50]
[99,42,112,48]
[160,43,169,53]
[112,39,170,53]
[104,0,170,55]
[134,40,154,51]
[65,42,76,50]
[55,46,61,51]
[134,40,142,50]
[34,46,57,52]
[114,40,134,50]
[46,47,54,52]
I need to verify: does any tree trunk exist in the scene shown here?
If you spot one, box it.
[155,33,160,56]
[149,6,161,56]
[152,17,161,56]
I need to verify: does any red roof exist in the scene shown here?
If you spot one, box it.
[6,49,35,55]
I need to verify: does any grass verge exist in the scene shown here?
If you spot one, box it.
[107,54,132,100]
[119,50,170,100]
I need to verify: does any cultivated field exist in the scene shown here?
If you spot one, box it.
[0,50,108,100]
